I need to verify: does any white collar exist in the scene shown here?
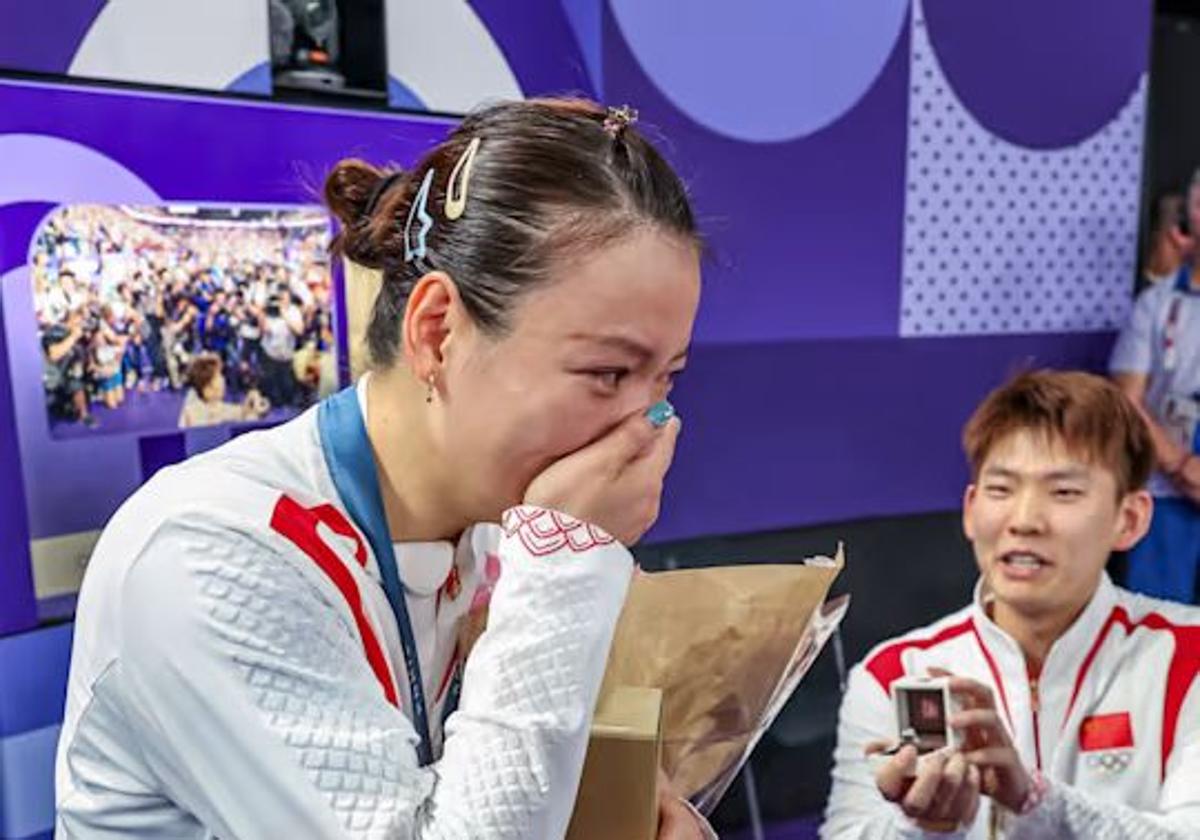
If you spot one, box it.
[970,573,1119,677]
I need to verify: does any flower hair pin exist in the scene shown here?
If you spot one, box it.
[603,105,638,137]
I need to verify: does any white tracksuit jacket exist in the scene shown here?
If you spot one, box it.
[822,575,1200,839]
[55,388,634,839]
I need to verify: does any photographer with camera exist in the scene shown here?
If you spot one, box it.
[161,291,198,390]
[90,304,129,410]
[822,372,1200,839]
[41,306,95,428]
[227,291,262,394]
[258,291,303,408]
[203,289,239,379]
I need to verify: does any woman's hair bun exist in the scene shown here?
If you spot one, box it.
[324,158,403,268]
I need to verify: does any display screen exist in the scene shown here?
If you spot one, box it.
[31,204,337,438]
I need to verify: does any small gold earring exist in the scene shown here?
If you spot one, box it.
[425,374,435,404]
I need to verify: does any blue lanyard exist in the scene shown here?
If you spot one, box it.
[318,385,450,766]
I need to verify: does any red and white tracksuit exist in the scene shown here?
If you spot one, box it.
[822,576,1200,838]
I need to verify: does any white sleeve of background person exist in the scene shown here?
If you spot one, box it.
[58,509,632,839]
[820,665,972,840]
[1007,679,1200,840]
[1109,284,1165,375]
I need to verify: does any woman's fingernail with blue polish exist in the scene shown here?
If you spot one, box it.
[646,400,675,429]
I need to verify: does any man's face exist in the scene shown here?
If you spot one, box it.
[963,430,1151,624]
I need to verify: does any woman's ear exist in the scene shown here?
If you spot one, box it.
[401,271,463,381]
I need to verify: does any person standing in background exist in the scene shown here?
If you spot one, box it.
[1142,192,1192,290]
[1112,169,1200,604]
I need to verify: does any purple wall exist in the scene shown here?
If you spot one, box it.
[0,1,105,76]
[653,331,1116,541]
[0,257,36,636]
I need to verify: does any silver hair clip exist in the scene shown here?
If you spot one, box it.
[444,137,481,221]
[404,168,435,264]
[603,105,638,137]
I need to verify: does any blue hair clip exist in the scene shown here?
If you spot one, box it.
[404,168,435,264]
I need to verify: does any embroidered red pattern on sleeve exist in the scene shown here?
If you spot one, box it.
[502,506,616,556]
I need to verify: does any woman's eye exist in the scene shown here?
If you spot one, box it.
[589,369,627,390]
[659,370,683,395]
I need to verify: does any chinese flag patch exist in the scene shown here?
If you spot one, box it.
[1079,712,1134,752]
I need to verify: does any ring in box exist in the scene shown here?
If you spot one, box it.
[890,675,965,754]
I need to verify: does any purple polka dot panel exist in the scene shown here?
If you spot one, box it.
[899,0,1145,338]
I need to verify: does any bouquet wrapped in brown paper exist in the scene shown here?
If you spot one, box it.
[457,547,848,817]
[600,549,848,814]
